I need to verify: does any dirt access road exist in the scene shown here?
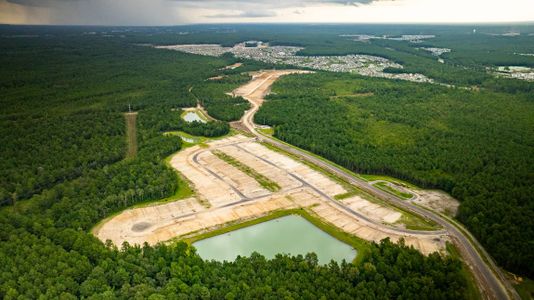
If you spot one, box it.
[234,70,517,300]
[234,70,312,134]
[96,134,446,254]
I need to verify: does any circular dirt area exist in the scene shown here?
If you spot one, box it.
[131,222,152,232]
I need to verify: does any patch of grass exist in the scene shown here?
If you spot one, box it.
[258,127,274,135]
[164,128,239,145]
[397,214,438,231]
[513,276,534,300]
[446,242,483,300]
[374,181,413,200]
[164,131,207,144]
[359,174,418,188]
[182,208,371,265]
[334,190,361,200]
[365,120,416,148]
[212,150,281,192]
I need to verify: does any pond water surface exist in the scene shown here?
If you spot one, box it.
[193,215,357,264]
[182,111,206,123]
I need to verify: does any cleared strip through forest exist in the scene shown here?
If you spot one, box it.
[125,112,138,159]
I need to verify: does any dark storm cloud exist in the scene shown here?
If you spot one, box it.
[1,0,386,25]
[175,0,381,19]
[3,0,184,25]
[6,0,68,6]
[7,0,378,8]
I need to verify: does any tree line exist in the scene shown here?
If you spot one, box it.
[0,30,470,298]
[256,71,534,277]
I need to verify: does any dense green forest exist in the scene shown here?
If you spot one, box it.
[255,72,534,277]
[0,33,250,205]
[0,27,471,298]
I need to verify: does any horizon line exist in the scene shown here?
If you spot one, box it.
[1,21,534,27]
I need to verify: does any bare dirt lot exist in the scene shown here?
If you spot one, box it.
[233,70,313,107]
[341,195,402,224]
[411,189,460,217]
[371,179,460,217]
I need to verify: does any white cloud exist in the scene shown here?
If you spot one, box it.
[206,10,277,18]
[1,0,533,25]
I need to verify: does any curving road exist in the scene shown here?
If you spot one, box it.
[193,142,447,237]
[234,70,518,300]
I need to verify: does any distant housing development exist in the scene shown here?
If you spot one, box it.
[494,66,534,81]
[156,42,433,83]
[340,34,436,43]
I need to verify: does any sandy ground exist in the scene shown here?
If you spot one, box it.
[371,180,460,217]
[411,189,460,217]
[341,195,402,224]
[95,134,448,255]
[232,70,312,106]
[222,62,242,70]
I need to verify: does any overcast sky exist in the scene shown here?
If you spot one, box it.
[1,0,533,25]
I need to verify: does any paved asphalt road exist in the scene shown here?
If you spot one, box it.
[236,73,518,300]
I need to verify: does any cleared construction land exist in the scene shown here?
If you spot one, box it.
[95,70,449,257]
[369,179,460,217]
[95,134,448,255]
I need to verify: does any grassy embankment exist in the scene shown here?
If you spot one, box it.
[413,200,527,300]
[446,242,483,300]
[258,127,274,135]
[359,174,418,188]
[212,150,281,192]
[374,181,413,200]
[513,277,534,300]
[164,131,207,144]
[183,208,371,266]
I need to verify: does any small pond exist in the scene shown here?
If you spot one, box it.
[180,136,198,143]
[182,111,206,123]
[193,215,357,264]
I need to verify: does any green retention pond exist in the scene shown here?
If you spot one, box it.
[182,111,206,123]
[192,215,357,265]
